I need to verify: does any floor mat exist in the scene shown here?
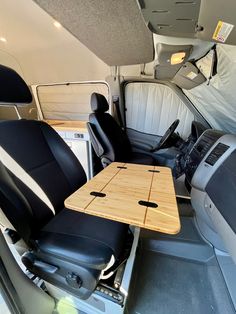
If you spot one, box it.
[127,250,234,314]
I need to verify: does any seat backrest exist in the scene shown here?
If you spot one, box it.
[88,93,132,163]
[0,64,86,244]
[0,120,86,244]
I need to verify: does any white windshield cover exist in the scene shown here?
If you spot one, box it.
[184,44,236,134]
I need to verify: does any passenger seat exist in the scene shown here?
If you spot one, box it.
[0,65,128,299]
[87,92,155,167]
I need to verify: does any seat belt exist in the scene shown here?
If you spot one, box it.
[112,95,124,129]
[0,146,55,215]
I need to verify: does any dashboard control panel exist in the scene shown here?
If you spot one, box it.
[185,129,224,183]
[205,143,230,166]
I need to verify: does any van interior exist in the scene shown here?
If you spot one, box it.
[0,1,236,313]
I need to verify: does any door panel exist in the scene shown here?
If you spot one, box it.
[125,82,194,140]
[124,82,195,166]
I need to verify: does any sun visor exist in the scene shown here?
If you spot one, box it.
[0,65,32,106]
[172,62,206,90]
[139,0,236,45]
[155,64,181,80]
[33,0,154,66]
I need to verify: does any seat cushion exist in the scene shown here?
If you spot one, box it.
[36,208,128,270]
[127,152,155,165]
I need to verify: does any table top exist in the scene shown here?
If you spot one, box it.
[65,162,180,234]
[45,120,87,132]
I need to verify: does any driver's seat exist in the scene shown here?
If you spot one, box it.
[87,93,155,167]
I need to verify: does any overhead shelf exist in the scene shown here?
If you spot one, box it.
[138,0,201,38]
[138,0,236,45]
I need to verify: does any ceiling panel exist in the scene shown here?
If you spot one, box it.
[33,0,154,66]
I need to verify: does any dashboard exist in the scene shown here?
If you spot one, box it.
[184,128,236,263]
[185,129,225,184]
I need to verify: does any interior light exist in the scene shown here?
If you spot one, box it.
[54,21,62,28]
[0,37,7,43]
[170,52,186,65]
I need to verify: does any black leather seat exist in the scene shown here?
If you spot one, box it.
[0,65,128,299]
[87,93,155,167]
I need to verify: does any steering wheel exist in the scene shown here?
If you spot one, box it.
[151,119,180,152]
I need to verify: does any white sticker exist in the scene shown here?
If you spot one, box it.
[186,71,197,80]
[213,21,234,43]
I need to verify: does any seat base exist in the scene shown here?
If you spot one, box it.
[22,209,128,299]
[43,227,140,313]
[126,152,155,165]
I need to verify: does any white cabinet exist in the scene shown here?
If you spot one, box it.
[56,130,93,180]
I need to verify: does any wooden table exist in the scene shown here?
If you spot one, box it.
[65,162,180,234]
[45,120,87,132]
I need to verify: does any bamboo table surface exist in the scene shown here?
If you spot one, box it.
[65,162,180,234]
[45,120,87,132]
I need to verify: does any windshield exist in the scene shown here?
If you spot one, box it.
[183,44,236,134]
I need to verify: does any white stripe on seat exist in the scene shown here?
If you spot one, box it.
[0,146,55,215]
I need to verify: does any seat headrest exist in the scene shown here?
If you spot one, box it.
[91,93,109,113]
[0,64,32,105]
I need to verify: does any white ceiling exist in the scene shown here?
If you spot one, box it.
[0,0,110,84]
[0,0,213,85]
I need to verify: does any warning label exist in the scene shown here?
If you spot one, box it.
[187,71,197,80]
[212,21,234,43]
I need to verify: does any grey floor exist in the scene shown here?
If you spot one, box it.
[126,215,235,314]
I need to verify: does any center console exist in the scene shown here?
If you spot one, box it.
[183,129,236,310]
[184,129,225,184]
